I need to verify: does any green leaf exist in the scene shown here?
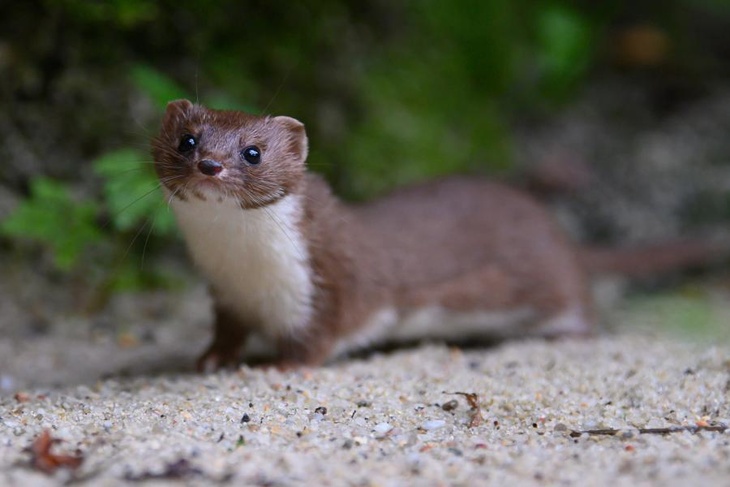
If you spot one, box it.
[0,178,102,270]
[93,148,176,236]
[536,5,594,97]
[131,64,191,108]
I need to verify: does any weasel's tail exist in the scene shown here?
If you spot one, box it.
[579,238,729,278]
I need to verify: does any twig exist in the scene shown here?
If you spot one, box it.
[446,392,484,428]
[569,424,728,438]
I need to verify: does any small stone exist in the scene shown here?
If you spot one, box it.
[421,420,446,431]
[406,452,421,468]
[619,430,636,439]
[373,422,393,435]
[554,423,568,432]
[241,413,251,423]
[441,400,459,412]
[14,392,30,403]
[0,375,15,392]
[314,406,327,415]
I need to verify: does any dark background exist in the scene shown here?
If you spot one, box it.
[1,0,730,330]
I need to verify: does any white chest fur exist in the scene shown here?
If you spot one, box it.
[169,193,314,337]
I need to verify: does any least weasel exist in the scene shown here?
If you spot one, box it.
[151,100,722,370]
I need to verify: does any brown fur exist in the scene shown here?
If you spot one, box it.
[151,101,722,371]
[580,240,728,279]
[152,100,307,209]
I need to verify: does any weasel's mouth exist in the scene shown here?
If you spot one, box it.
[164,172,284,209]
[188,177,234,202]
[161,173,231,204]
[184,159,237,201]
[192,177,223,192]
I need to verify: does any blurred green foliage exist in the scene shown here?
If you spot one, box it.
[48,0,159,27]
[0,62,188,290]
[130,65,190,109]
[93,148,175,235]
[343,1,599,195]
[2,0,729,301]
[0,148,179,296]
[536,4,596,98]
[1,178,102,270]
[621,290,730,343]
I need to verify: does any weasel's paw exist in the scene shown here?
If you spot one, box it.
[248,359,303,373]
[539,307,595,338]
[196,348,240,373]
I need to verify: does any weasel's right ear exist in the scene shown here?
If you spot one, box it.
[162,99,193,128]
[273,116,309,163]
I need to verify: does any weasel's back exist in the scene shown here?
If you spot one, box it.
[344,176,592,340]
[352,176,578,284]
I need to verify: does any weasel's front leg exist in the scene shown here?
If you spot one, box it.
[197,305,252,372]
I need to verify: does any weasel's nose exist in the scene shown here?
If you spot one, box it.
[197,159,223,176]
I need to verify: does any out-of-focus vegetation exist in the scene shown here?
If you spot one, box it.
[1,0,730,302]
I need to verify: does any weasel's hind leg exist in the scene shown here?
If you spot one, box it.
[527,266,596,339]
[536,305,595,338]
[400,262,596,340]
[273,331,336,369]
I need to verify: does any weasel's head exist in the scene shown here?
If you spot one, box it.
[151,99,308,209]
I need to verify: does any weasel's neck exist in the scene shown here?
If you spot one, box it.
[169,192,314,336]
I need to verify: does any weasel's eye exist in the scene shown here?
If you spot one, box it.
[241,146,261,164]
[178,134,197,153]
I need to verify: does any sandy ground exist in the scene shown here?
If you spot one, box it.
[1,286,730,486]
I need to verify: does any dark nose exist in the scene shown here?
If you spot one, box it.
[197,159,223,176]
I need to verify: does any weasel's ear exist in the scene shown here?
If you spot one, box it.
[273,116,309,162]
[162,99,193,128]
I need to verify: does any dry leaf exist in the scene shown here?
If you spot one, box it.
[28,430,83,474]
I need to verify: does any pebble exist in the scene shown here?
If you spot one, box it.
[0,335,726,485]
[441,400,459,411]
[421,420,446,431]
[373,422,393,435]
[0,375,15,392]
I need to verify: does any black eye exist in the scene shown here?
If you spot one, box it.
[178,134,197,153]
[241,146,261,164]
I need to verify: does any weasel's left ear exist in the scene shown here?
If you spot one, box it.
[273,116,309,162]
[162,99,193,128]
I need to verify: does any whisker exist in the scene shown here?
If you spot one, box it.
[194,63,200,105]
[126,122,155,140]
[102,167,153,178]
[140,209,160,270]
[262,205,305,259]
[120,214,154,266]
[170,179,193,205]
[260,62,297,116]
[124,183,164,209]
[97,157,154,167]
[167,184,184,206]
[240,183,307,263]
[122,161,157,166]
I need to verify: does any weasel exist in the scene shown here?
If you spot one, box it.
[152,100,724,371]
